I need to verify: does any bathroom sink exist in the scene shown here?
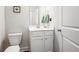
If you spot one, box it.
[29,25,54,31]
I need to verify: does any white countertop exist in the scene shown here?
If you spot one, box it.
[29,25,54,31]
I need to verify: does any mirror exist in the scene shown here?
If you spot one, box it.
[29,6,40,26]
[29,6,53,28]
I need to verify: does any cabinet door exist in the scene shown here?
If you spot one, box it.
[30,37,44,52]
[44,36,53,52]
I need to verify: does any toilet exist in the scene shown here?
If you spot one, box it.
[4,32,22,52]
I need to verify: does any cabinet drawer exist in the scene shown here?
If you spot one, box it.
[45,30,53,36]
[31,36,43,40]
[31,31,43,37]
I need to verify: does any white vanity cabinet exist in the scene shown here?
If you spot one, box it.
[30,36,44,52]
[44,36,53,52]
[29,26,54,52]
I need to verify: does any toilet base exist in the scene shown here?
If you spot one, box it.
[4,45,20,52]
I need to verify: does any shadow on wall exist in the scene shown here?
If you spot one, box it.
[20,27,30,51]
[1,35,10,52]
[53,28,60,52]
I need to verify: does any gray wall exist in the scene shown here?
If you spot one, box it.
[5,6,30,51]
[5,6,59,51]
[0,7,5,51]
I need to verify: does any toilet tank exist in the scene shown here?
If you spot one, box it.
[8,32,22,46]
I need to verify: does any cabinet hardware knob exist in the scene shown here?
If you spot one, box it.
[45,38,47,40]
[41,39,43,40]
[57,29,61,32]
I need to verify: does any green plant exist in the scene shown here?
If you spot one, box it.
[41,16,45,23]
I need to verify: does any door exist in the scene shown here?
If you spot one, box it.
[55,6,79,52]
[54,7,63,52]
[44,36,53,52]
[61,7,79,52]
[31,37,44,52]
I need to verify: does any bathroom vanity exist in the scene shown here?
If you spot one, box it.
[29,26,54,52]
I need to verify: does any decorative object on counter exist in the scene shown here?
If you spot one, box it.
[37,25,40,28]
[45,14,50,23]
[41,14,50,28]
[13,6,21,13]
[41,16,45,23]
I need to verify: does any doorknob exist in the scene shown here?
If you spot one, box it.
[57,29,61,32]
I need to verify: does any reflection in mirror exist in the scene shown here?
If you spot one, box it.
[29,6,40,27]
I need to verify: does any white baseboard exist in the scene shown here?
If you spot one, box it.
[20,47,30,52]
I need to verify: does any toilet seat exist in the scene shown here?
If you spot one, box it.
[4,45,20,52]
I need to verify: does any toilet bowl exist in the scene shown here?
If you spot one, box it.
[4,45,20,52]
[4,32,22,52]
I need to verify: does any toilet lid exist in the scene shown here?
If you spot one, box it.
[4,45,20,52]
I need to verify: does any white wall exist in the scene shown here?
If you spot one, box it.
[5,6,40,51]
[5,6,60,51]
[39,6,61,52]
[0,7,5,51]
[5,6,30,51]
[39,6,55,27]
[29,6,39,25]
[53,6,63,52]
